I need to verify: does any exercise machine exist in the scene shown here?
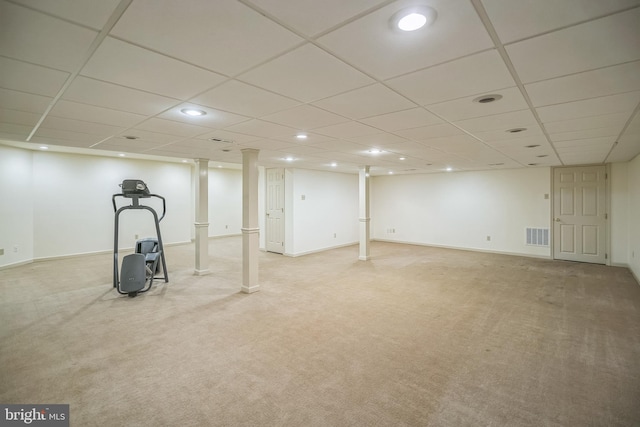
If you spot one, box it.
[112,179,168,297]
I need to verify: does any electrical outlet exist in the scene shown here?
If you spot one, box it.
[0,248,4,256]
[333,233,337,238]
[225,225,228,229]
[135,234,139,240]
[486,236,491,241]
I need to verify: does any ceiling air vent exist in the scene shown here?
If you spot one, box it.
[209,137,234,144]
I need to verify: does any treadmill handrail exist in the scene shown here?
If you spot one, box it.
[112,193,166,222]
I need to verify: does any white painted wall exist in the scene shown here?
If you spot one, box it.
[627,154,640,280]
[285,168,359,256]
[0,145,34,267]
[610,162,628,266]
[209,167,242,237]
[371,168,552,257]
[31,151,192,259]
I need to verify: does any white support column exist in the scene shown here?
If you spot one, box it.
[359,165,371,261]
[194,158,210,275]
[241,149,260,293]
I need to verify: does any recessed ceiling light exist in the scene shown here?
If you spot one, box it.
[446,167,453,172]
[39,146,48,150]
[181,108,206,117]
[525,144,541,148]
[399,157,406,160]
[528,163,538,166]
[388,171,394,175]
[473,94,503,104]
[296,133,308,140]
[118,153,125,157]
[182,160,188,163]
[536,154,548,158]
[506,128,527,133]
[330,162,337,167]
[122,135,139,140]
[368,149,383,154]
[391,6,437,32]
[284,157,294,162]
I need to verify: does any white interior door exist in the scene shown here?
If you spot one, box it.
[553,165,607,264]
[266,168,284,254]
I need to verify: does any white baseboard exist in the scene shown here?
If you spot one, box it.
[284,242,358,258]
[372,238,553,260]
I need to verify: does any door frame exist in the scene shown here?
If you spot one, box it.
[550,164,611,265]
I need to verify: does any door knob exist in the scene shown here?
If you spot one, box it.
[555,218,561,222]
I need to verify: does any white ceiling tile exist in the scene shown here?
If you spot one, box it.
[486,135,550,149]
[483,0,640,43]
[0,1,97,72]
[0,123,33,139]
[0,109,41,127]
[543,113,631,133]
[194,129,260,144]
[40,116,124,137]
[550,127,623,142]
[95,138,169,153]
[349,133,409,148]
[62,76,179,115]
[386,50,515,105]
[507,8,640,83]
[80,37,227,100]
[454,109,538,132]
[395,123,465,142]
[607,131,640,162]
[261,105,349,130]
[224,119,297,138]
[112,129,183,145]
[237,139,298,151]
[0,88,52,114]
[29,136,97,149]
[239,44,374,102]
[190,80,300,117]
[554,136,616,149]
[473,125,545,142]
[312,84,417,119]
[244,0,385,37]
[310,140,369,152]
[317,0,494,80]
[535,91,640,122]
[526,61,640,107]
[133,118,212,138]
[32,128,106,144]
[428,87,529,121]
[360,108,443,132]
[111,0,302,76]
[313,122,380,139]
[271,132,337,145]
[625,111,640,133]
[157,104,250,129]
[10,0,122,29]
[0,57,69,97]
[418,134,484,153]
[49,100,147,128]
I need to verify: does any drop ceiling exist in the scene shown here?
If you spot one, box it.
[1,0,639,175]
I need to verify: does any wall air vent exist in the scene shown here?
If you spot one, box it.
[526,227,549,246]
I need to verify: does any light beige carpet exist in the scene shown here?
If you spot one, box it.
[1,238,639,426]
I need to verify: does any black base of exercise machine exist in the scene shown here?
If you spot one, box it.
[112,180,168,297]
